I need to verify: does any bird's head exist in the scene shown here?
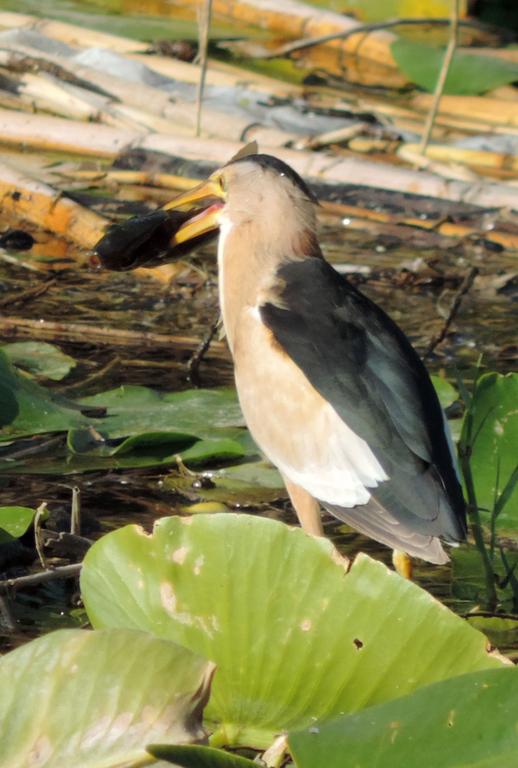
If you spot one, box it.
[167,153,318,252]
[94,152,318,270]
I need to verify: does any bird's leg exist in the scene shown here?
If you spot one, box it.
[283,476,324,537]
[392,550,413,579]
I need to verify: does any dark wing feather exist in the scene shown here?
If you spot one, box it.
[260,257,466,543]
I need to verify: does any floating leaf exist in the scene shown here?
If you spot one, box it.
[0,505,35,542]
[80,386,244,440]
[1,341,76,381]
[0,628,213,768]
[289,667,518,768]
[463,373,518,529]
[81,514,504,749]
[0,351,89,440]
[392,39,518,95]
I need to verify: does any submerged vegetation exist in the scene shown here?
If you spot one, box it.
[0,0,516,765]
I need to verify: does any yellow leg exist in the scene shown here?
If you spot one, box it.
[392,550,413,579]
[283,477,324,537]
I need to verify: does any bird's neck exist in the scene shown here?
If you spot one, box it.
[217,212,321,353]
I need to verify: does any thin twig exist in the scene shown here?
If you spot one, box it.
[0,277,56,307]
[418,0,460,155]
[188,314,220,386]
[0,316,228,359]
[195,0,212,137]
[0,563,82,593]
[57,355,121,393]
[34,502,49,570]
[71,486,81,536]
[0,595,15,631]
[262,16,499,59]
[423,266,478,360]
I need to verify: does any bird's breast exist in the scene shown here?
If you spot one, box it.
[232,307,387,507]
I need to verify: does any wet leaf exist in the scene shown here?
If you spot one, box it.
[289,666,518,768]
[463,373,518,529]
[81,514,504,749]
[1,341,76,381]
[392,39,518,94]
[0,628,212,768]
[0,505,35,542]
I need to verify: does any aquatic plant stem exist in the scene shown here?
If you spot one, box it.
[460,411,498,611]
[196,0,212,137]
[418,0,460,155]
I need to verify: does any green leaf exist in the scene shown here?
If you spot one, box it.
[431,374,458,410]
[463,373,518,528]
[0,628,213,768]
[0,350,89,440]
[1,341,76,381]
[80,386,245,440]
[0,505,35,542]
[392,39,518,95]
[81,514,504,749]
[289,666,518,768]
[149,744,256,767]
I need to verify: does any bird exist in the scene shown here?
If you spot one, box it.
[101,151,467,576]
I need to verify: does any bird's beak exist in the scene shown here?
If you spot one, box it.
[166,177,225,246]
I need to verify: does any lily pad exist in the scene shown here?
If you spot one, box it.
[462,372,518,529]
[0,505,35,543]
[289,666,518,768]
[1,341,76,381]
[81,514,504,749]
[392,39,518,95]
[80,386,244,440]
[0,350,90,440]
[0,628,213,768]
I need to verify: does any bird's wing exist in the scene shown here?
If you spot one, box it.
[260,257,466,541]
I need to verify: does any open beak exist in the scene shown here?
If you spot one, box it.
[165,177,225,246]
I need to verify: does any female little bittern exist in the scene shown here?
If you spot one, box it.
[99,152,467,569]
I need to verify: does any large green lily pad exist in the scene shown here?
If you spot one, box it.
[0,628,213,768]
[289,666,518,768]
[81,514,504,749]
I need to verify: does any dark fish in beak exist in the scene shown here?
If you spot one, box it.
[94,208,218,271]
